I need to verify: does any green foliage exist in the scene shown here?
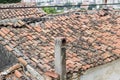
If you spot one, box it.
[42,7,57,14]
[0,0,21,3]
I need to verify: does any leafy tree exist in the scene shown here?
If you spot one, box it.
[0,0,21,3]
[42,7,57,14]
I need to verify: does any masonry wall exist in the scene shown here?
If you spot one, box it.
[80,59,120,80]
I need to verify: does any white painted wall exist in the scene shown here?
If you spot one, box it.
[80,59,120,80]
[21,0,119,3]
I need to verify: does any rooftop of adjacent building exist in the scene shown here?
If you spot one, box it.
[0,3,120,80]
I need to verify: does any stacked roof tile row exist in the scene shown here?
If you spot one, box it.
[0,4,46,20]
[0,7,120,79]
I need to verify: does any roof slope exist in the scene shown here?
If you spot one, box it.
[0,3,46,20]
[0,10,120,79]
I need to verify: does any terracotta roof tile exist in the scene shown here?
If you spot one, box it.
[5,45,13,51]
[0,9,120,79]
[112,49,120,56]
[0,4,46,21]
[44,71,59,79]
[14,70,22,78]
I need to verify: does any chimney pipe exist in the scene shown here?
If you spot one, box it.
[55,37,66,80]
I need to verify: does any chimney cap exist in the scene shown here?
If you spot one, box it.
[55,37,66,45]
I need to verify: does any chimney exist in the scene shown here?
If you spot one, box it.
[55,37,66,80]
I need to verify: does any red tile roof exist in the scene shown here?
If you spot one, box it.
[0,4,46,20]
[0,9,120,79]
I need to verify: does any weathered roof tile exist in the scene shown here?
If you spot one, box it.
[14,70,22,78]
[44,71,59,79]
[0,9,120,79]
[5,45,13,51]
